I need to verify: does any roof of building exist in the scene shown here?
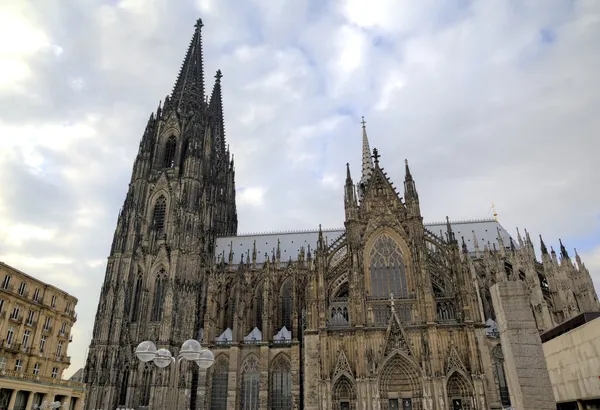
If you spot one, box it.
[0,261,79,302]
[540,311,600,343]
[215,218,514,264]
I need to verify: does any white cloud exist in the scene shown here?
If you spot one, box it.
[1,0,599,380]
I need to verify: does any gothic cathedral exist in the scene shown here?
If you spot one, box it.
[84,19,600,410]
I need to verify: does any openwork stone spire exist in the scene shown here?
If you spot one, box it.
[169,18,206,115]
[360,116,374,188]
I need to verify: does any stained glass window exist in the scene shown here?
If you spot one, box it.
[209,356,229,410]
[151,269,167,321]
[240,355,260,410]
[369,235,408,298]
[270,355,292,410]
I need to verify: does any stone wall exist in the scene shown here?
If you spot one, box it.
[490,280,555,410]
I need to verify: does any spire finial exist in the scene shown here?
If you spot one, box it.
[361,116,367,128]
[215,69,222,81]
[195,18,204,29]
[372,148,380,165]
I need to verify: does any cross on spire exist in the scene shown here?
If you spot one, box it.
[372,148,380,165]
[361,116,367,128]
[195,18,204,28]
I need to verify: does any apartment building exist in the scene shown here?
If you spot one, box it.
[0,262,84,410]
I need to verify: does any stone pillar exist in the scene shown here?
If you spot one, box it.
[302,332,321,410]
[7,389,17,410]
[490,281,555,410]
[25,391,35,410]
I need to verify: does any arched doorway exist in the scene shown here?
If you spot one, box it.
[378,354,423,410]
[446,372,475,410]
[332,376,356,410]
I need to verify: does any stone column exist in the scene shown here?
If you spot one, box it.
[25,391,35,410]
[490,281,555,410]
[7,389,17,410]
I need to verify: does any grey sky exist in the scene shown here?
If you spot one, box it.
[0,0,599,378]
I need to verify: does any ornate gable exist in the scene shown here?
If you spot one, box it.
[332,349,353,379]
[361,161,405,213]
[383,302,413,357]
[446,342,468,375]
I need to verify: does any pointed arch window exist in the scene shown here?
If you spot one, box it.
[118,366,129,405]
[209,356,229,410]
[240,355,260,410]
[151,269,167,322]
[131,276,143,323]
[141,365,153,406]
[254,283,264,331]
[280,281,292,330]
[152,196,167,235]
[163,136,177,168]
[269,355,292,410]
[369,234,408,298]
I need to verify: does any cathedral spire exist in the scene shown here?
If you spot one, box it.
[540,234,548,255]
[559,238,570,260]
[169,19,206,115]
[209,69,226,153]
[360,116,374,187]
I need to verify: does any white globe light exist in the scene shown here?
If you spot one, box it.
[135,341,157,363]
[180,339,202,361]
[153,348,173,368]
[195,349,215,369]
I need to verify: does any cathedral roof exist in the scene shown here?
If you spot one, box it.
[214,218,514,264]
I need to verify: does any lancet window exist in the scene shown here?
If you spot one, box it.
[118,366,129,405]
[239,355,260,410]
[150,269,167,322]
[141,365,153,406]
[369,234,408,298]
[254,283,264,331]
[492,345,511,407]
[269,355,292,410]
[209,356,229,410]
[280,281,292,330]
[130,275,143,323]
[163,136,177,168]
[152,196,167,235]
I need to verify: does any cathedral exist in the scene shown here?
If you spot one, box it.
[84,19,600,410]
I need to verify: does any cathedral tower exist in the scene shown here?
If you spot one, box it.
[84,19,237,410]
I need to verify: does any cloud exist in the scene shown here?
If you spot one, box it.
[1,0,599,379]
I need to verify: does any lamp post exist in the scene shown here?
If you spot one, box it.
[135,339,215,410]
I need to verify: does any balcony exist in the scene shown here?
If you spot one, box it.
[42,326,53,334]
[0,368,85,390]
[1,340,21,353]
[25,320,37,328]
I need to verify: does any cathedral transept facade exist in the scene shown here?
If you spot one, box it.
[84,19,599,410]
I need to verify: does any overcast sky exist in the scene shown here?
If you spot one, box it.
[1,0,599,378]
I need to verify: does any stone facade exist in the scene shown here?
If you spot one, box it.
[84,19,600,410]
[0,261,84,409]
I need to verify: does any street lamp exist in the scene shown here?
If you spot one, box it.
[135,339,215,409]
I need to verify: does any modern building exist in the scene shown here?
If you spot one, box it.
[0,262,84,409]
[84,18,600,410]
[542,312,600,410]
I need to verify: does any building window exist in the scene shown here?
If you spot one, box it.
[1,275,11,290]
[152,196,167,235]
[60,322,67,336]
[26,310,35,325]
[22,330,30,348]
[369,234,408,298]
[40,335,47,352]
[150,270,167,322]
[141,365,153,406]
[163,136,177,168]
[131,276,143,323]
[14,359,23,372]
[118,366,129,406]
[6,327,14,345]
[10,305,20,320]
[0,357,6,370]
[280,281,292,330]
[239,355,260,410]
[209,356,229,410]
[65,302,71,313]
[51,295,57,308]
[51,367,58,379]
[18,282,26,296]
[270,355,292,410]
[33,363,40,376]
[492,345,511,407]
[0,299,4,312]
[43,316,52,331]
[33,288,40,302]
[57,341,63,356]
